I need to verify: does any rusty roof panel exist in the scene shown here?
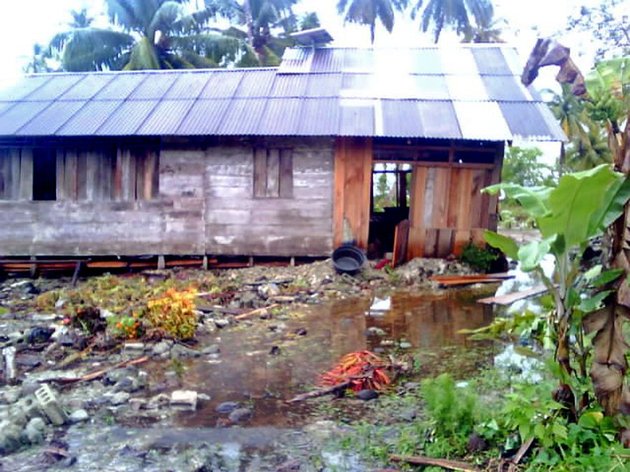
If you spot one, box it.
[57,100,123,135]
[0,101,51,135]
[380,100,423,137]
[200,71,244,98]
[25,75,84,101]
[305,73,342,97]
[339,99,374,136]
[129,74,178,99]
[234,70,276,97]
[417,101,461,139]
[137,100,194,135]
[165,72,211,99]
[177,99,231,135]
[472,48,512,75]
[93,73,146,99]
[59,74,115,100]
[270,74,308,97]
[298,98,339,135]
[16,100,86,135]
[0,75,52,101]
[96,100,158,135]
[258,98,301,135]
[217,98,267,135]
[500,102,566,141]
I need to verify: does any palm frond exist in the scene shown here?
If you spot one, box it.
[124,36,160,70]
[61,28,134,71]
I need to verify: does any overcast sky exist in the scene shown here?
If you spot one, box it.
[0,0,606,86]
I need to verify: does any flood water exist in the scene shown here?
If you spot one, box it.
[149,289,496,428]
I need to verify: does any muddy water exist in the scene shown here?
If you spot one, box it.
[152,290,495,428]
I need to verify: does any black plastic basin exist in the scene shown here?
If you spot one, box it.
[332,244,366,275]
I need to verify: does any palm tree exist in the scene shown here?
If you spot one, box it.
[461,9,504,43]
[205,0,302,65]
[50,0,240,71]
[337,0,409,45]
[412,0,494,43]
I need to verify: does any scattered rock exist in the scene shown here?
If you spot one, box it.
[201,344,220,355]
[258,283,280,299]
[276,459,302,471]
[69,409,89,423]
[171,344,201,358]
[24,417,46,444]
[467,432,488,453]
[123,342,145,352]
[356,390,378,401]
[399,341,412,349]
[269,346,281,356]
[214,319,230,329]
[198,393,211,401]
[215,402,239,414]
[27,327,55,344]
[170,390,198,410]
[294,327,307,336]
[399,409,418,422]
[366,326,386,336]
[0,420,23,454]
[109,392,130,406]
[151,340,173,356]
[228,407,252,423]
[129,398,148,411]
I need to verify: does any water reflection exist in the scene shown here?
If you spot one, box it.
[151,290,495,428]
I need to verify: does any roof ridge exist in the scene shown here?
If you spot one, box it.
[24,67,280,79]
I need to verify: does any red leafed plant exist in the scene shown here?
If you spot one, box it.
[318,350,391,392]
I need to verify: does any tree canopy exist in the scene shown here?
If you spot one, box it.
[336,0,409,44]
[411,0,495,43]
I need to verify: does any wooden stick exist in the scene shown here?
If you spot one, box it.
[286,381,352,403]
[390,454,480,472]
[477,285,549,305]
[56,355,149,384]
[234,304,279,321]
[507,437,534,472]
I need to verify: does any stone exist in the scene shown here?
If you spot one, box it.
[30,314,58,322]
[356,390,378,401]
[109,392,130,406]
[151,340,173,356]
[399,341,412,349]
[276,459,302,471]
[214,319,230,329]
[123,342,145,352]
[24,417,46,444]
[228,408,252,423]
[399,409,418,422]
[69,409,89,423]
[215,401,239,414]
[146,393,170,410]
[198,393,211,402]
[104,367,136,386]
[0,420,23,454]
[2,387,21,405]
[170,390,198,410]
[54,299,66,310]
[366,326,386,336]
[258,283,280,298]
[170,344,201,358]
[201,344,220,355]
[294,328,308,336]
[129,398,147,411]
[114,377,141,393]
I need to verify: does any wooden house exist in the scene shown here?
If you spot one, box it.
[0,46,563,262]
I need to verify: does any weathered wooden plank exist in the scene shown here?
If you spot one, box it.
[18,148,33,200]
[392,219,410,267]
[432,168,451,228]
[66,150,79,200]
[437,229,454,257]
[266,148,280,198]
[253,148,267,198]
[56,151,66,201]
[0,149,10,199]
[453,230,471,256]
[469,169,486,228]
[143,150,158,200]
[76,151,87,200]
[279,149,293,198]
[84,151,100,201]
[134,150,145,202]
[424,228,438,257]
[8,148,21,199]
[422,168,435,228]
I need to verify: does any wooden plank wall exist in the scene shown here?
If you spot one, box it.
[408,162,499,259]
[0,148,33,200]
[204,138,334,257]
[333,137,372,249]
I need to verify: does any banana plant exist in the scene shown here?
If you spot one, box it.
[484,165,630,425]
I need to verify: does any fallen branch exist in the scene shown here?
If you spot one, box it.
[234,304,279,321]
[286,381,352,403]
[507,437,534,472]
[390,454,480,472]
[56,355,149,384]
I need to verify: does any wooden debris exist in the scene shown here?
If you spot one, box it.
[56,355,149,384]
[390,454,480,472]
[2,346,17,384]
[234,304,279,321]
[477,285,549,305]
[506,437,534,472]
[286,381,352,403]
[431,274,514,287]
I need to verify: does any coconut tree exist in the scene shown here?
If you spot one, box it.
[50,0,240,71]
[204,0,305,65]
[336,0,409,45]
[411,0,494,43]
[461,8,504,43]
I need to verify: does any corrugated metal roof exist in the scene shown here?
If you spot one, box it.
[0,46,565,141]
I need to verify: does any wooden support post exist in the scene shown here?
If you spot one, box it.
[290,257,295,267]
[157,256,166,270]
[71,261,82,287]
[248,256,254,267]
[29,256,37,278]
[202,255,208,271]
